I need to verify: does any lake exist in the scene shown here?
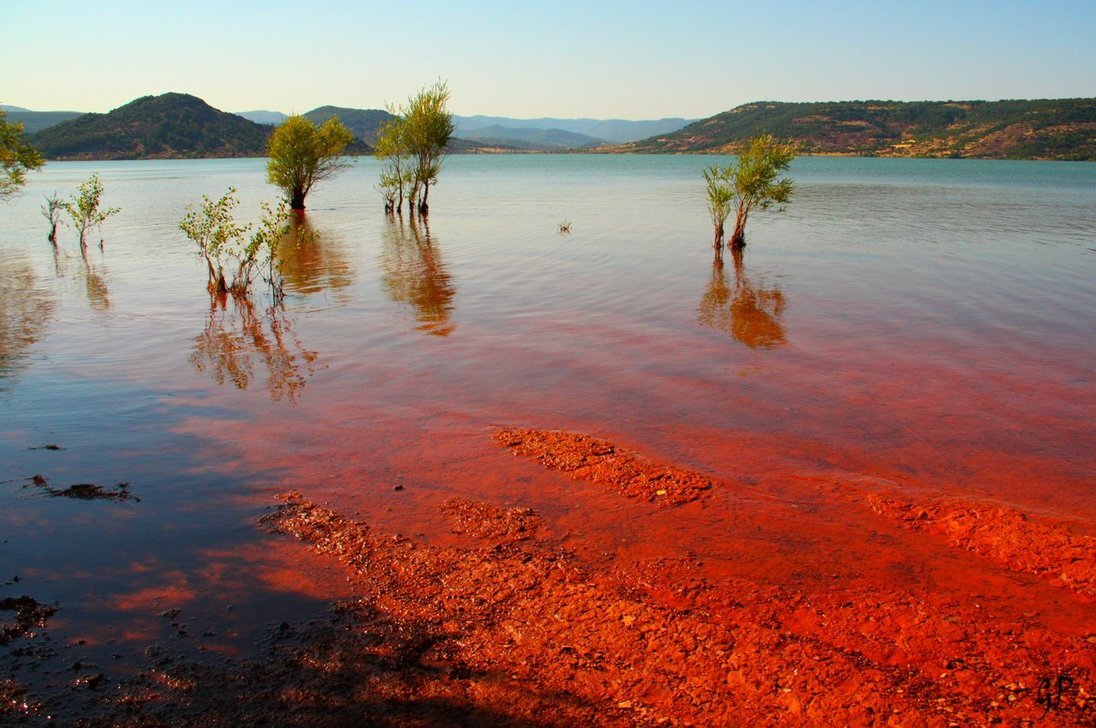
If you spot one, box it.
[2,154,1095,717]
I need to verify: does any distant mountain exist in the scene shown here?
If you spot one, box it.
[1,104,29,112]
[458,124,605,150]
[453,115,694,144]
[235,110,288,126]
[617,99,1096,160]
[303,106,393,146]
[29,93,272,160]
[2,109,84,134]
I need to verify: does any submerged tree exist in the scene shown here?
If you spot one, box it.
[375,115,412,216]
[0,109,44,201]
[401,81,454,216]
[703,134,795,250]
[65,174,119,250]
[179,188,290,297]
[41,192,65,245]
[703,167,734,250]
[266,115,353,210]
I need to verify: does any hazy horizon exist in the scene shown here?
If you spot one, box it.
[5,0,1095,119]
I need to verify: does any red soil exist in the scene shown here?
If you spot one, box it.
[494,427,712,506]
[5,428,1093,725]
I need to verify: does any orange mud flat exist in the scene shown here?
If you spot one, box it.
[251,428,1094,726]
[9,428,1093,726]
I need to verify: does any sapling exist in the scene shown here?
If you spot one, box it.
[179,188,289,297]
[65,174,119,250]
[41,191,65,245]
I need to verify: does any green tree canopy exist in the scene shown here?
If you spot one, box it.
[704,134,795,249]
[374,115,411,215]
[1,108,45,201]
[266,115,353,210]
[402,81,454,215]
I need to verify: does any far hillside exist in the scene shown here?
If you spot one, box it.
[1,105,84,134]
[28,93,273,160]
[303,106,393,146]
[619,98,1096,160]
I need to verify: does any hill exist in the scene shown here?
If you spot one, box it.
[303,106,393,145]
[453,115,693,144]
[2,108,84,134]
[617,99,1096,160]
[457,124,604,150]
[235,110,288,126]
[29,93,272,160]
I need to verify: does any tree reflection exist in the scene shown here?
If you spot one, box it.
[80,249,111,312]
[190,296,319,403]
[379,216,456,336]
[697,248,787,349]
[277,215,354,297]
[0,258,57,387]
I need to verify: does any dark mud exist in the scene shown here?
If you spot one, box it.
[25,475,138,502]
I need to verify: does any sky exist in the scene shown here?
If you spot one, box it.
[5,0,1095,120]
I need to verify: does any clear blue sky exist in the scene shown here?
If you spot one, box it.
[5,0,1095,119]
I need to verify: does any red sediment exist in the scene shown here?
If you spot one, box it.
[494,427,712,506]
[867,494,1096,599]
[261,491,1096,726]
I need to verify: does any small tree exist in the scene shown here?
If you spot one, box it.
[402,81,454,216]
[703,167,734,250]
[1,109,44,201]
[375,115,411,216]
[41,191,65,245]
[266,115,353,211]
[704,134,795,250]
[65,174,119,250]
[179,188,290,296]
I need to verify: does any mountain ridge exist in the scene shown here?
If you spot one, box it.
[28,93,273,160]
[615,98,1096,160]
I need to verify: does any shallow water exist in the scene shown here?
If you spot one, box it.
[2,155,1094,693]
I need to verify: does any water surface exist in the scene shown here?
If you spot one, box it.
[2,154,1094,695]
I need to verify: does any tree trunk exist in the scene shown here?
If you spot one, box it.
[48,225,57,245]
[713,223,724,249]
[729,207,748,250]
[419,181,430,216]
[290,188,306,211]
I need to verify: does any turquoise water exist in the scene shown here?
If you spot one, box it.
[1,154,1094,696]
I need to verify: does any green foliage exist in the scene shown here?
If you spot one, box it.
[400,81,455,214]
[179,188,290,296]
[375,116,412,214]
[703,166,734,245]
[65,174,119,248]
[266,115,353,210]
[1,109,45,200]
[27,93,272,160]
[41,191,65,243]
[705,134,796,249]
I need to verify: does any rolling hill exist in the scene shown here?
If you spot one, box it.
[28,93,273,160]
[453,115,694,144]
[617,99,1096,160]
[1,105,85,134]
[235,110,288,126]
[302,106,393,146]
[456,124,604,150]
